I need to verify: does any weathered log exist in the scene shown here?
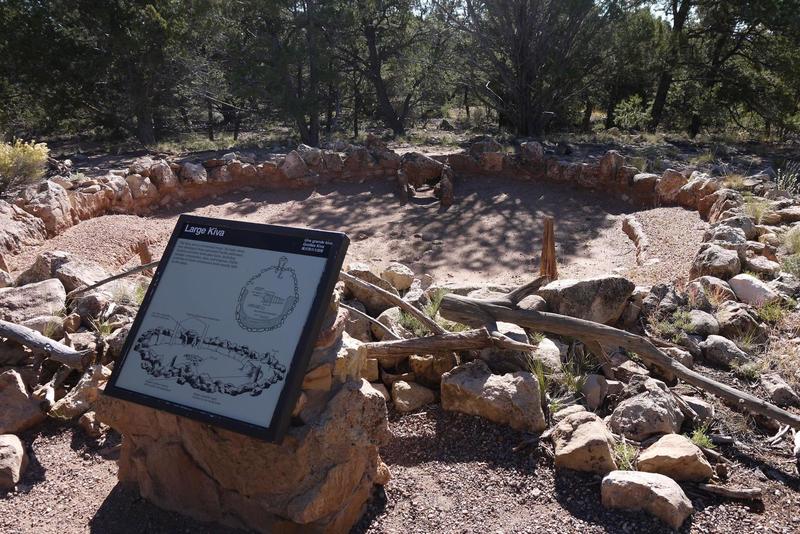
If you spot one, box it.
[0,319,92,369]
[339,302,400,340]
[695,484,762,501]
[540,216,557,279]
[339,270,446,335]
[362,327,536,363]
[439,293,800,429]
[68,260,160,299]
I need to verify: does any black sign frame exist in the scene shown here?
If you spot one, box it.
[104,214,349,442]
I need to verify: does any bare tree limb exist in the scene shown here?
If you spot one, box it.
[0,319,91,370]
[694,484,762,501]
[68,260,160,299]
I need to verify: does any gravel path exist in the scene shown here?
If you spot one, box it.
[6,179,705,288]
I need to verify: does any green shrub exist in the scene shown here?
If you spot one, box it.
[690,423,714,449]
[613,439,638,470]
[0,139,49,194]
[616,95,651,131]
[756,300,787,324]
[783,228,800,255]
[743,195,769,224]
[782,254,800,277]
[651,309,692,343]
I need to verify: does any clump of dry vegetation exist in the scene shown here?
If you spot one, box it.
[0,139,49,194]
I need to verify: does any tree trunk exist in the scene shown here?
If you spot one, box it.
[207,98,214,141]
[649,0,692,131]
[364,25,405,136]
[136,110,156,146]
[464,86,470,121]
[581,100,593,132]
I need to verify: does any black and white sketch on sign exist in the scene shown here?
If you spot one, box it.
[236,256,300,332]
[134,315,287,397]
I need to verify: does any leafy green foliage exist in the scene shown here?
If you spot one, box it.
[615,95,651,131]
[651,310,692,343]
[613,439,638,471]
[690,423,715,449]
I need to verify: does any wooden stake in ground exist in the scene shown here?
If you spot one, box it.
[539,216,557,280]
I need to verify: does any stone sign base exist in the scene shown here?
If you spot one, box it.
[96,291,389,533]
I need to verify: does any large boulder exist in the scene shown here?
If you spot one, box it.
[601,471,694,529]
[728,274,780,307]
[537,276,635,324]
[689,243,741,280]
[280,150,309,181]
[550,411,617,474]
[50,364,112,419]
[685,309,719,337]
[0,370,45,434]
[441,360,546,432]
[0,434,28,490]
[15,250,109,292]
[637,434,714,482]
[608,378,684,441]
[700,335,750,367]
[16,180,74,236]
[686,276,735,310]
[0,278,66,323]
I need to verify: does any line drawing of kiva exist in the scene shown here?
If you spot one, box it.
[133,316,286,397]
[236,256,299,332]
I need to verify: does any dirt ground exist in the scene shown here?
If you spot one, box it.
[2,407,798,534]
[6,177,706,289]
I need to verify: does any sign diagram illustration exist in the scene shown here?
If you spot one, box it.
[236,256,300,332]
[133,316,287,397]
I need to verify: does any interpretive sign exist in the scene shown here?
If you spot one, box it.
[104,215,349,441]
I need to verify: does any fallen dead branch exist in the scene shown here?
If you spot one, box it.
[67,260,160,299]
[695,484,762,501]
[362,327,537,364]
[438,293,800,430]
[0,319,91,369]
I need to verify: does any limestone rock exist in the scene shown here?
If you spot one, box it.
[0,270,12,288]
[345,262,399,316]
[685,309,719,337]
[537,275,635,324]
[17,181,74,236]
[683,396,715,425]
[21,315,64,339]
[728,274,780,307]
[78,411,108,438]
[362,358,379,383]
[0,278,66,323]
[280,151,309,180]
[0,200,47,256]
[637,434,714,481]
[552,404,587,423]
[608,378,684,441]
[0,434,28,490]
[441,360,546,432]
[16,250,109,292]
[179,162,208,184]
[342,299,372,342]
[520,141,544,163]
[687,276,735,310]
[50,364,112,419]
[551,411,617,474]
[399,152,444,188]
[656,169,688,203]
[760,373,800,407]
[601,470,694,529]
[744,255,780,278]
[714,300,765,341]
[126,174,158,201]
[0,370,45,434]
[208,165,232,183]
[690,243,741,280]
[391,380,435,412]
[700,335,750,367]
[372,307,411,341]
[582,374,608,410]
[409,353,456,387]
[380,262,414,291]
[148,160,179,191]
[128,156,154,176]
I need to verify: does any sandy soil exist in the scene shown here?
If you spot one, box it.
[7,177,706,289]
